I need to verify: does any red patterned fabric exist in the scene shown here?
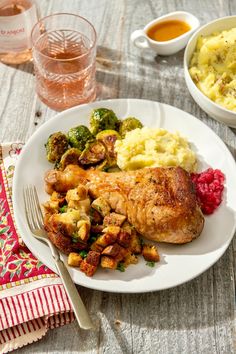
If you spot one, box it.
[0,143,74,353]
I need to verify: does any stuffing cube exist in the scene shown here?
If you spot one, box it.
[142,244,160,262]
[66,185,88,202]
[121,221,133,235]
[103,213,126,227]
[115,246,129,262]
[96,233,117,247]
[90,241,104,253]
[90,208,103,225]
[48,209,81,236]
[77,220,90,242]
[80,259,97,277]
[51,191,66,205]
[123,252,138,267]
[68,253,83,267]
[101,256,118,269]
[43,200,60,214]
[117,230,132,248]
[130,232,142,254]
[91,197,111,217]
[101,243,122,257]
[90,224,104,234]
[66,185,90,210]
[102,225,120,237]
[86,251,100,266]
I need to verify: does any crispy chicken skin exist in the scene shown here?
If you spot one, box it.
[44,165,204,244]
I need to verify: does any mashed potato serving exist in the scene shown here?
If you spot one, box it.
[115,127,197,172]
[189,27,236,111]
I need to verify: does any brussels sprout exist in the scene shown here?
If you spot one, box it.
[95,159,110,171]
[59,148,81,170]
[90,108,119,135]
[45,132,69,163]
[96,130,121,158]
[119,117,143,138]
[104,166,121,173]
[68,125,94,151]
[79,141,106,165]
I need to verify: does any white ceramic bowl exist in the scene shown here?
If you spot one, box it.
[184,16,236,128]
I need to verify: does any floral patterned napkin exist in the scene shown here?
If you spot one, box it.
[0,143,74,353]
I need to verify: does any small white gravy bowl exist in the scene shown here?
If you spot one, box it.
[130,11,200,56]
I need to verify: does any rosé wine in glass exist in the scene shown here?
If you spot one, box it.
[0,0,39,64]
[31,13,97,111]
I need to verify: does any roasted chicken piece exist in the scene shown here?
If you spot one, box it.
[44,165,204,244]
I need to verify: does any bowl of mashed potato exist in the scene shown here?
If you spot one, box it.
[184,16,236,127]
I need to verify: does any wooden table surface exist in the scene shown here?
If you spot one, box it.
[0,0,235,353]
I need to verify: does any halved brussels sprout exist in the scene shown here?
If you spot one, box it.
[96,130,121,158]
[119,117,143,138]
[45,132,68,163]
[90,108,119,135]
[79,141,106,165]
[68,125,94,151]
[59,148,81,170]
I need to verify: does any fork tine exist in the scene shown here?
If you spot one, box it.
[28,186,40,229]
[28,186,43,229]
[23,186,44,231]
[23,186,34,231]
[31,186,44,228]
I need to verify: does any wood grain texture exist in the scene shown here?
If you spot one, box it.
[0,0,235,353]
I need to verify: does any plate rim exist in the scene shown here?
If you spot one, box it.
[12,98,236,293]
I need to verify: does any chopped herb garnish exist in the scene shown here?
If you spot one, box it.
[54,160,61,170]
[72,236,78,243]
[140,238,145,246]
[59,205,67,213]
[79,250,88,259]
[90,236,97,243]
[116,262,125,272]
[146,261,155,268]
[89,208,95,216]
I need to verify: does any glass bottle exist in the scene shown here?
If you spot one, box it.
[0,0,39,64]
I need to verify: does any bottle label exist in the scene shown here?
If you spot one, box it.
[0,4,38,53]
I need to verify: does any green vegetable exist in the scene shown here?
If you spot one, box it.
[68,125,94,151]
[146,261,155,268]
[119,117,143,138]
[96,129,121,141]
[90,108,119,135]
[79,250,88,259]
[95,129,121,170]
[59,205,68,213]
[116,262,125,272]
[45,132,68,163]
[89,235,97,244]
[72,234,78,243]
[140,238,145,246]
[59,148,81,170]
[96,129,121,157]
[79,140,106,165]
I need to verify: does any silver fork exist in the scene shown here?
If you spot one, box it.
[23,185,94,330]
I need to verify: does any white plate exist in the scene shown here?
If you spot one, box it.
[13,99,236,293]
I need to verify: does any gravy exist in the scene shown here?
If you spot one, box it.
[147,20,191,42]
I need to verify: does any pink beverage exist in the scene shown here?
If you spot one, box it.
[0,0,39,64]
[31,14,97,111]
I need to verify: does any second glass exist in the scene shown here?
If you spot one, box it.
[31,13,97,111]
